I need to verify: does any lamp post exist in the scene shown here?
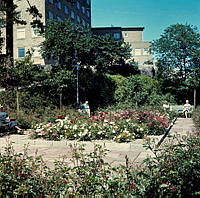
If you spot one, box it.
[75,63,80,107]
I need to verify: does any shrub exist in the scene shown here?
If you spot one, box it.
[115,75,163,107]
[0,132,200,197]
[193,106,200,130]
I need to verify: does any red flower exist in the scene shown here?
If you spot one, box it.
[70,120,74,123]
[57,115,63,119]
[99,112,104,116]
[161,181,168,185]
[64,180,68,185]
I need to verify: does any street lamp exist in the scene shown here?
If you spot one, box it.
[75,63,80,107]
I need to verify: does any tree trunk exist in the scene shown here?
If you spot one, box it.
[6,0,14,66]
[194,88,196,109]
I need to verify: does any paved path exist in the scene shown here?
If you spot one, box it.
[0,118,196,168]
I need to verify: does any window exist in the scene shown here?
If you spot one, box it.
[114,33,120,39]
[16,11,21,18]
[77,15,80,23]
[55,1,61,9]
[86,10,90,18]
[64,6,68,14]
[82,20,85,27]
[77,1,80,9]
[16,28,25,39]
[57,16,62,21]
[143,48,149,55]
[48,0,53,3]
[48,11,53,19]
[32,46,40,57]
[0,21,5,27]
[18,48,25,58]
[32,27,40,37]
[124,33,128,37]
[71,11,75,19]
[135,49,142,56]
[82,6,85,14]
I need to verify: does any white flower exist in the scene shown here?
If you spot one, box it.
[73,125,78,130]
[140,128,144,132]
[136,128,140,132]
[112,129,116,133]
[84,129,88,133]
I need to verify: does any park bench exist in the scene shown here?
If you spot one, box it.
[171,105,194,118]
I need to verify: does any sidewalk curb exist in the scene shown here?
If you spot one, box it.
[156,117,177,148]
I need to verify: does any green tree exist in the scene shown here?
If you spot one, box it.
[115,75,163,107]
[0,0,43,65]
[40,20,133,73]
[93,35,132,73]
[151,24,200,103]
[152,24,200,82]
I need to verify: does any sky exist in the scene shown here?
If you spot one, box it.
[91,0,200,41]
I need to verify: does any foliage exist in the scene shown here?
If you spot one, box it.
[0,132,200,197]
[0,50,43,88]
[29,109,170,142]
[140,133,200,197]
[40,20,133,73]
[151,24,200,103]
[115,75,164,106]
[152,24,200,82]
[193,105,200,130]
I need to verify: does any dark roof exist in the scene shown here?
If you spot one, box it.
[91,27,144,31]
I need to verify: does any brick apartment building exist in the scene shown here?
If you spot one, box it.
[92,27,155,75]
[0,0,91,65]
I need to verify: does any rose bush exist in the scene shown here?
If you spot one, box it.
[30,109,170,142]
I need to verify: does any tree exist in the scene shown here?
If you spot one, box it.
[151,24,200,103]
[152,24,200,82]
[40,20,133,73]
[115,75,164,107]
[0,0,43,66]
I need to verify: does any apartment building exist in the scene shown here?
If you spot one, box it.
[1,0,91,65]
[92,27,155,75]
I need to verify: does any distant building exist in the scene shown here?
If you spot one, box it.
[0,0,91,65]
[92,27,155,75]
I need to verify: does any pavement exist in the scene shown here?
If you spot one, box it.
[0,118,196,168]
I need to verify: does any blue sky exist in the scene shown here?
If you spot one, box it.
[91,0,200,41]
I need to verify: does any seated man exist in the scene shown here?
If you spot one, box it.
[182,100,192,118]
[0,104,23,134]
[78,101,90,116]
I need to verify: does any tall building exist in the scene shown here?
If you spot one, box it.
[1,0,91,65]
[92,27,155,75]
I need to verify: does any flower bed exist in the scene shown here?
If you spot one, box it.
[30,109,170,142]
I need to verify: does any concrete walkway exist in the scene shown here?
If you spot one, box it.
[0,118,196,168]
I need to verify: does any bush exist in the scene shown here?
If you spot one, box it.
[115,75,163,107]
[0,132,200,197]
[193,106,200,130]
[30,108,170,141]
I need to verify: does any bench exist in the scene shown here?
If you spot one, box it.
[171,105,194,118]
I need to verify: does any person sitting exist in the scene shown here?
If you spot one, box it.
[78,101,90,116]
[163,100,171,112]
[0,104,23,134]
[182,100,192,118]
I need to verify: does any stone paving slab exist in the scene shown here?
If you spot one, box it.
[0,118,196,168]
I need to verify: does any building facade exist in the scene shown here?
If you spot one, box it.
[1,0,91,65]
[92,27,155,75]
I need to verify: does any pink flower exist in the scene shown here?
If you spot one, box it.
[52,133,58,136]
[39,131,47,136]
